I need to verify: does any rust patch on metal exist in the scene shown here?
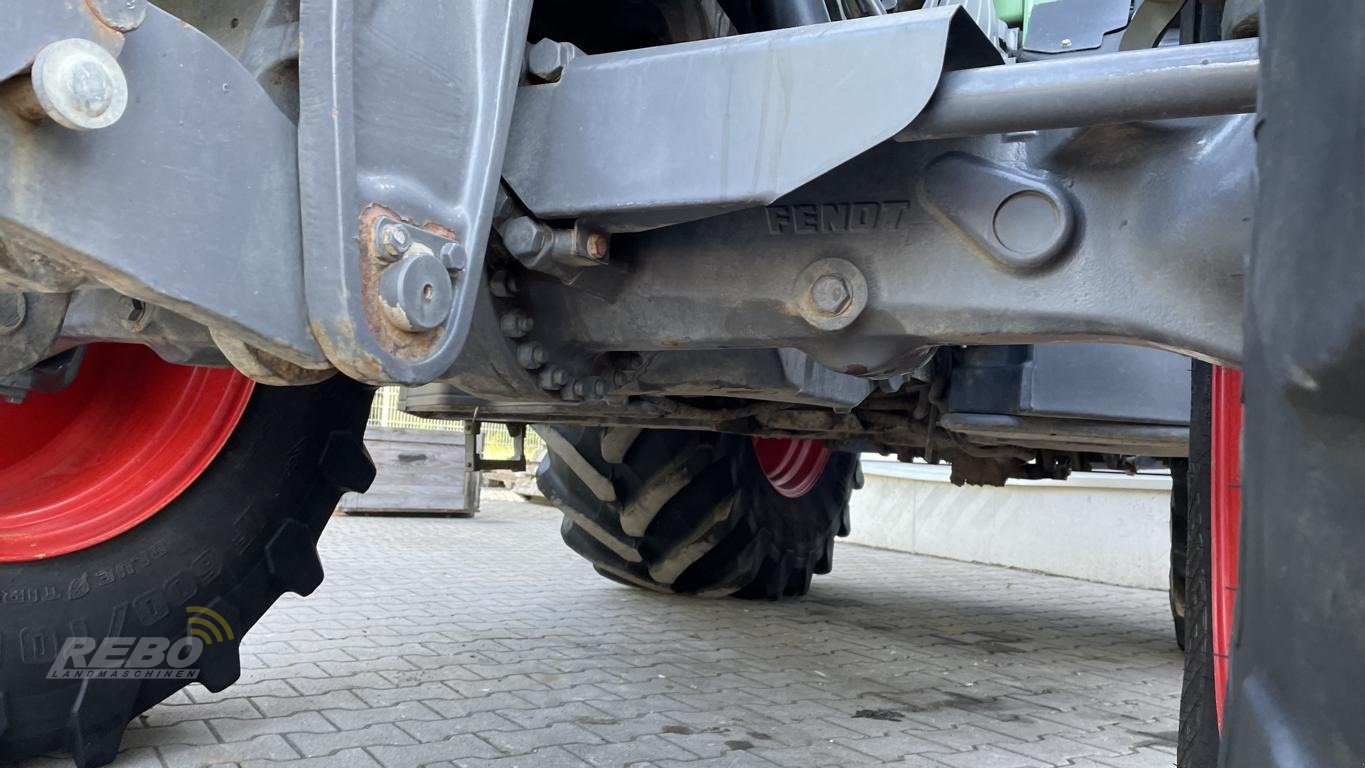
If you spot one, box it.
[357,204,460,364]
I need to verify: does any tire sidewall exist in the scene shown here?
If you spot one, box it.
[0,378,372,761]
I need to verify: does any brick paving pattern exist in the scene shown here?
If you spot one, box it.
[20,500,1182,767]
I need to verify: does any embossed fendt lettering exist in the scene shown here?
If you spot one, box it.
[766,201,911,235]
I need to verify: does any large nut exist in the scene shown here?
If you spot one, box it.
[377,251,454,332]
[31,38,128,131]
[527,40,577,83]
[499,217,551,259]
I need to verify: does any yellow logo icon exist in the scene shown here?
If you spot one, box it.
[186,606,235,646]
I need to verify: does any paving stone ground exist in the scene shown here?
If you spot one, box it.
[28,499,1183,768]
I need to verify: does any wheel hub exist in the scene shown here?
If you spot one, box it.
[0,345,253,562]
[752,437,831,499]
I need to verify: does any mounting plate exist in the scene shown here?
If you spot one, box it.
[298,0,533,384]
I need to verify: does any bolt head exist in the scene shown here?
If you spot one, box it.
[585,233,610,261]
[489,270,521,298]
[440,241,467,272]
[1060,38,1073,47]
[528,39,574,83]
[380,223,411,258]
[32,38,128,131]
[117,295,149,331]
[500,217,550,258]
[810,274,853,316]
[499,311,534,339]
[539,365,569,390]
[517,342,547,370]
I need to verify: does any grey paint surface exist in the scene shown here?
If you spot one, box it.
[298,0,533,384]
[503,7,1001,232]
[0,6,324,364]
[525,117,1254,375]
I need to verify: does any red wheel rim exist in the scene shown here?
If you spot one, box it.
[752,437,830,499]
[0,345,253,563]
[1210,366,1243,729]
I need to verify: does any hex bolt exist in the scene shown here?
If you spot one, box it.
[499,311,535,338]
[517,341,547,370]
[377,251,454,332]
[527,39,576,83]
[499,310,535,338]
[561,380,583,402]
[493,187,518,223]
[489,270,521,298]
[440,241,467,273]
[571,380,588,398]
[499,216,551,259]
[379,223,411,260]
[0,294,27,336]
[538,365,569,390]
[809,274,853,316]
[118,295,149,333]
[31,38,129,131]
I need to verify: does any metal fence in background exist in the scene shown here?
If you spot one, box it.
[367,387,544,460]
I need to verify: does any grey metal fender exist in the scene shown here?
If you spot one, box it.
[502,7,1002,232]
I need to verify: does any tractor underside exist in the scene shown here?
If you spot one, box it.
[1,0,1256,484]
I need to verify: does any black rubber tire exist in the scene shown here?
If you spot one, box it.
[0,377,375,768]
[1177,361,1219,768]
[536,427,857,598]
[1169,458,1189,652]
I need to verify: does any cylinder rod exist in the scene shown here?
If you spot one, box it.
[899,39,1259,141]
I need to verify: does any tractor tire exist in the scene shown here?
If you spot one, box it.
[0,376,374,768]
[1169,458,1189,652]
[536,427,857,598]
[1177,361,1219,768]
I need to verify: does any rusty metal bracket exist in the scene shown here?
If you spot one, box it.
[298,0,534,385]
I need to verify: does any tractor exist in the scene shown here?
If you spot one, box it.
[1,0,1360,765]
